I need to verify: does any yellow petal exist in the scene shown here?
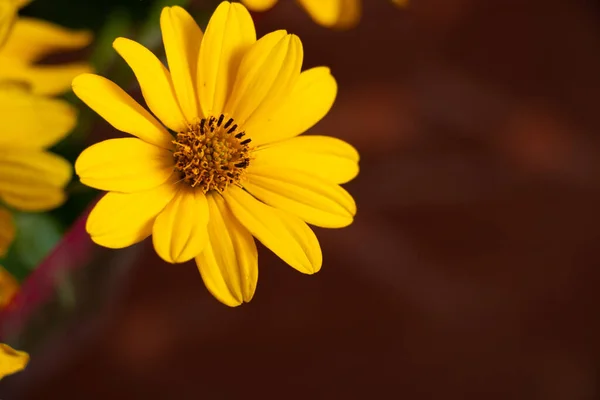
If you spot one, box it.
[295,0,340,27]
[224,185,322,274]
[0,343,28,379]
[241,0,278,12]
[75,138,174,193]
[296,0,360,29]
[0,207,15,258]
[0,58,92,96]
[113,37,186,133]
[197,1,256,117]
[392,0,408,7]
[244,166,355,228]
[331,0,361,29]
[160,6,202,121]
[72,73,174,149]
[0,266,18,308]
[0,82,76,149]
[0,149,71,211]
[15,0,31,9]
[196,193,257,307]
[1,17,92,62]
[249,67,336,146]
[152,186,209,263]
[225,31,303,129]
[87,180,177,249]
[0,0,17,48]
[252,135,358,184]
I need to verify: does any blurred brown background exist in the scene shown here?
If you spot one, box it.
[4,0,600,398]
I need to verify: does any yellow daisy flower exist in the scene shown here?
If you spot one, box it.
[0,0,92,95]
[73,1,358,307]
[0,343,28,379]
[0,81,76,262]
[241,0,361,29]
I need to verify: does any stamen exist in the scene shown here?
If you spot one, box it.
[172,115,252,193]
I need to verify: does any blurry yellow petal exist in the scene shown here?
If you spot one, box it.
[0,83,76,148]
[224,185,322,274]
[197,1,256,117]
[15,0,31,8]
[252,135,358,184]
[225,31,303,129]
[0,208,14,258]
[296,0,360,29]
[392,0,408,7]
[0,149,71,211]
[295,0,339,27]
[0,343,28,379]
[87,180,177,249]
[160,6,202,121]
[0,0,17,48]
[332,0,361,29]
[249,67,336,145]
[241,0,278,12]
[113,37,186,133]
[244,166,355,228]
[75,138,174,193]
[152,187,209,263]
[72,74,174,149]
[0,59,92,95]
[1,18,92,62]
[196,193,257,307]
[0,266,18,308]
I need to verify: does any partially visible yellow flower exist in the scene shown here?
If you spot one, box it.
[0,0,92,95]
[0,82,74,212]
[73,1,358,307]
[0,343,28,379]
[242,0,361,29]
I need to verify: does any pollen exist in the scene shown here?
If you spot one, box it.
[172,115,251,193]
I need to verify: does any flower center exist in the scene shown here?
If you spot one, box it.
[173,114,251,193]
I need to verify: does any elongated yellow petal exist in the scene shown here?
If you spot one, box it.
[295,0,340,27]
[0,149,71,211]
[249,67,336,146]
[295,0,360,29]
[332,0,361,29]
[87,180,177,249]
[224,186,322,274]
[244,166,355,228]
[75,138,174,193]
[197,1,256,117]
[0,343,28,379]
[0,266,18,308]
[0,82,76,148]
[196,193,257,307]
[0,57,91,95]
[113,37,186,133]
[241,0,278,12]
[0,0,17,48]
[252,135,358,184]
[160,6,202,121]
[72,74,174,149]
[1,17,92,62]
[152,187,209,263]
[225,31,303,129]
[0,207,14,258]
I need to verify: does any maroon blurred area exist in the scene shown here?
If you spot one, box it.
[3,0,600,398]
